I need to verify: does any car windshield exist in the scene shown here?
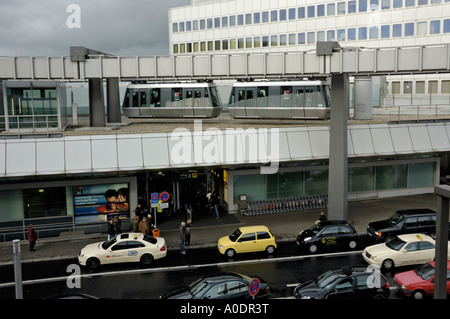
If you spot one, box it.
[315,270,341,289]
[415,263,435,281]
[188,278,210,297]
[387,212,404,226]
[229,229,242,242]
[143,234,157,245]
[308,223,326,235]
[101,237,117,250]
[385,236,406,251]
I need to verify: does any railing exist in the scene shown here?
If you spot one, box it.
[0,114,61,137]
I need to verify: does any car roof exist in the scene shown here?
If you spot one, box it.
[395,209,436,216]
[116,232,145,241]
[238,225,271,233]
[397,233,434,242]
[202,273,248,283]
[318,220,350,226]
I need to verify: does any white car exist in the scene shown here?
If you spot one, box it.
[362,233,450,270]
[78,232,167,269]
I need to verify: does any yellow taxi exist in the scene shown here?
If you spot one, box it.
[217,225,277,258]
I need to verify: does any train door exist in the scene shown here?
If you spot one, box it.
[232,87,248,118]
[244,87,257,118]
[183,88,194,117]
[303,86,316,118]
[138,89,150,117]
[278,86,293,118]
[293,86,306,118]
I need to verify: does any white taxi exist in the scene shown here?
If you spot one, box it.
[362,234,450,270]
[78,232,167,269]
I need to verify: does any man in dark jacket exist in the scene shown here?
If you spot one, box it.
[28,224,37,252]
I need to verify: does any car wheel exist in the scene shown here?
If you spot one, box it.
[140,253,154,265]
[309,244,318,253]
[412,290,426,300]
[348,240,357,249]
[266,245,276,255]
[225,249,236,258]
[381,259,394,270]
[372,293,387,300]
[86,257,100,270]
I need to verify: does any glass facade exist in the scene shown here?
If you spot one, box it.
[232,160,436,203]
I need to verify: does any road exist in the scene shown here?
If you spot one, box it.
[0,237,415,300]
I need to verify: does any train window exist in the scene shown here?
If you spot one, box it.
[210,87,222,107]
[194,89,202,107]
[150,89,160,107]
[122,89,130,108]
[416,81,425,94]
[280,86,292,107]
[185,90,193,107]
[316,89,324,107]
[305,88,314,107]
[257,87,268,107]
[140,91,147,108]
[204,88,211,107]
[172,88,183,107]
[246,89,254,107]
[295,88,305,107]
[229,90,236,107]
[132,91,139,107]
[323,86,331,107]
[238,89,246,107]
[442,80,450,94]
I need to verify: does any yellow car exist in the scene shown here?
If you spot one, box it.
[217,225,277,258]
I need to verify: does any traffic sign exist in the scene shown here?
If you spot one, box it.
[248,278,260,297]
[151,192,159,208]
[159,191,170,202]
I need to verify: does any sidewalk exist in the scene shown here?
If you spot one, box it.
[0,193,438,266]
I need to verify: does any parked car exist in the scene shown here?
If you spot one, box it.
[367,209,440,241]
[217,225,277,258]
[296,220,359,253]
[293,266,390,299]
[78,232,167,269]
[362,233,450,270]
[394,261,450,299]
[160,272,269,299]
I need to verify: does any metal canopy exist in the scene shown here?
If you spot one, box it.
[1,44,449,81]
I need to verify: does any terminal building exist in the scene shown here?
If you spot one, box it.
[1,0,450,240]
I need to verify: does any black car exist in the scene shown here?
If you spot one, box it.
[293,266,390,299]
[160,272,269,299]
[296,220,359,253]
[367,209,440,241]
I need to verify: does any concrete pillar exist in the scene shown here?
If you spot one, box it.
[106,78,121,123]
[88,78,105,127]
[354,76,373,120]
[328,73,349,221]
[434,185,450,299]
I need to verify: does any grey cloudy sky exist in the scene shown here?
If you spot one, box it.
[0,0,190,57]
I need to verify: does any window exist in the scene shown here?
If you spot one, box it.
[257,232,271,240]
[430,20,441,34]
[271,10,278,22]
[239,233,256,242]
[280,9,287,21]
[222,16,228,27]
[327,30,336,41]
[207,18,213,29]
[227,281,248,294]
[405,242,420,252]
[444,19,450,33]
[409,162,434,187]
[254,12,260,24]
[23,187,68,219]
[289,8,296,19]
[417,21,427,35]
[405,0,415,6]
[393,0,403,7]
[404,81,412,94]
[245,13,252,24]
[349,1,357,13]
[369,26,379,39]
[359,0,367,11]
[322,226,340,236]
[338,2,346,14]
[214,17,220,28]
[348,28,356,40]
[338,29,346,41]
[172,23,178,33]
[375,165,407,190]
[317,4,325,16]
[173,44,179,54]
[237,14,244,25]
[381,25,390,38]
[205,284,227,299]
[327,3,336,15]
[289,33,296,45]
[298,7,305,19]
[393,24,402,37]
[280,34,287,46]
[230,39,236,50]
[405,22,414,36]
[307,5,315,17]
[193,20,198,30]
[359,27,367,39]
[418,0,428,4]
[317,31,325,42]
[200,19,206,29]
[429,81,438,93]
[179,22,185,32]
[262,11,269,23]
[382,0,391,9]
[271,35,278,46]
[254,37,261,48]
[246,37,252,48]
[298,33,306,44]
[238,38,244,49]
[215,40,221,51]
[307,31,315,43]
[186,21,191,31]
[419,241,435,250]
[229,16,236,27]
[442,80,450,93]
[391,81,400,94]
[262,36,269,47]
[416,81,425,93]
[370,0,379,10]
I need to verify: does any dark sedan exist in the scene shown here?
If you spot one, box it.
[294,266,390,299]
[296,220,360,253]
[160,272,269,299]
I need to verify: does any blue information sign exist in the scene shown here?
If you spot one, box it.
[151,193,159,207]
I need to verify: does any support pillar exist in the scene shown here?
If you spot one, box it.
[88,78,105,127]
[106,78,121,123]
[354,76,373,120]
[328,73,349,221]
[433,185,450,299]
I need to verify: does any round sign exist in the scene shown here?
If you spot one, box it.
[249,278,260,297]
[159,191,170,202]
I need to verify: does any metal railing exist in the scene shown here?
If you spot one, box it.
[0,114,61,137]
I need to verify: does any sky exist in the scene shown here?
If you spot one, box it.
[0,0,191,57]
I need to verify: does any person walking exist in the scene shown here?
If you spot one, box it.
[107,219,116,240]
[131,216,139,232]
[185,219,192,246]
[139,216,150,235]
[179,222,187,254]
[27,224,37,252]
[134,203,145,222]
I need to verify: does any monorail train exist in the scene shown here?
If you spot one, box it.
[227,80,331,119]
[122,82,222,118]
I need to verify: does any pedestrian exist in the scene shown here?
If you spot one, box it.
[179,222,187,254]
[131,216,139,232]
[107,218,116,240]
[185,219,192,246]
[114,216,122,235]
[27,224,37,252]
[139,217,150,235]
[134,203,145,222]
[211,192,220,219]
[315,211,327,224]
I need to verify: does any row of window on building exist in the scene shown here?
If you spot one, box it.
[173,0,449,33]
[389,79,450,94]
[173,19,450,54]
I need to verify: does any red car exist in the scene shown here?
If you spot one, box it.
[394,261,450,299]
